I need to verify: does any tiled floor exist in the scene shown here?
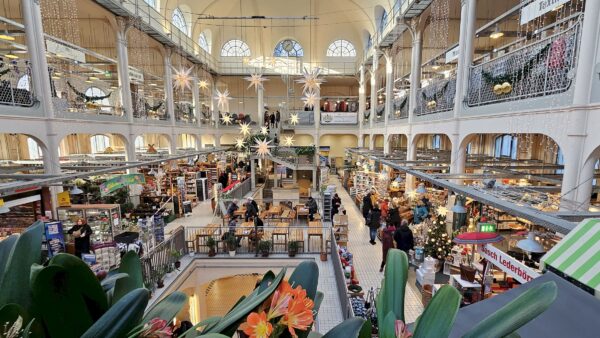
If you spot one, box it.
[330,176,424,323]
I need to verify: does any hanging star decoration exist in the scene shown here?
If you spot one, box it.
[406,190,417,200]
[436,206,449,217]
[198,80,209,89]
[214,89,232,112]
[283,135,295,146]
[379,171,387,180]
[172,66,193,92]
[289,113,299,125]
[302,90,320,108]
[268,57,278,68]
[260,126,268,135]
[390,181,400,189]
[253,138,273,158]
[296,67,324,93]
[234,138,246,150]
[221,113,233,125]
[239,122,252,136]
[244,73,268,91]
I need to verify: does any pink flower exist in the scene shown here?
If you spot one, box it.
[267,290,291,320]
[139,318,173,338]
[395,320,412,338]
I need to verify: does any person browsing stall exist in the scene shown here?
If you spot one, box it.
[67,218,93,257]
[305,196,318,221]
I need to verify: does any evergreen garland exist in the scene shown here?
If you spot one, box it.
[421,81,449,102]
[394,96,408,111]
[0,68,10,77]
[67,81,112,102]
[294,145,316,156]
[424,214,452,260]
[481,43,551,85]
[144,100,163,112]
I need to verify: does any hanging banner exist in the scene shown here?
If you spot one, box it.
[100,174,146,196]
[57,191,71,207]
[321,112,358,125]
[46,39,86,63]
[479,244,540,284]
[520,0,570,25]
[44,221,65,257]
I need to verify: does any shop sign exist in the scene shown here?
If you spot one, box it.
[445,45,460,63]
[46,39,86,63]
[100,174,146,196]
[478,223,496,233]
[321,112,358,125]
[479,244,540,284]
[57,191,71,207]
[128,67,144,83]
[44,221,65,257]
[520,0,570,25]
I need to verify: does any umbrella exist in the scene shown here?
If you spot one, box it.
[453,232,504,245]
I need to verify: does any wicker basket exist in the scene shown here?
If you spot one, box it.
[422,284,433,307]
[460,264,477,282]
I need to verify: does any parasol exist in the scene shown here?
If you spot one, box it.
[453,232,504,245]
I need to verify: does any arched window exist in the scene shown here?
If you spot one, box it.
[379,9,388,33]
[172,8,188,35]
[327,40,357,57]
[27,137,42,160]
[366,34,372,50]
[273,39,304,57]
[198,32,211,53]
[555,147,564,174]
[85,87,110,112]
[90,135,110,154]
[593,160,599,187]
[17,75,30,91]
[135,136,145,151]
[494,135,518,159]
[143,0,156,7]
[221,39,251,57]
[466,143,472,155]
[432,135,441,150]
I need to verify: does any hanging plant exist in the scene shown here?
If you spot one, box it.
[421,80,449,102]
[67,81,112,102]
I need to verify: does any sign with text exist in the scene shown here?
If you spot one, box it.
[100,174,145,196]
[44,221,65,257]
[46,39,86,63]
[479,244,540,284]
[445,45,460,63]
[320,112,358,125]
[520,0,570,25]
[57,191,71,207]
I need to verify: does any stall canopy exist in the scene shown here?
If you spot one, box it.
[449,272,600,337]
[541,218,600,298]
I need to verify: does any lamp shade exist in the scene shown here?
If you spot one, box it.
[70,186,83,195]
[416,184,427,194]
[452,204,467,213]
[516,233,545,253]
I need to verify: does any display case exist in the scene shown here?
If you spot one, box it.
[57,204,121,244]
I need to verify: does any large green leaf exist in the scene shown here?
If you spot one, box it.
[204,267,286,334]
[0,221,44,311]
[288,260,319,300]
[0,303,43,338]
[412,285,461,338]
[379,312,397,338]
[322,317,366,338]
[462,281,557,338]
[358,319,372,338]
[377,249,408,330]
[81,288,149,338]
[181,316,221,338]
[0,234,18,279]
[142,291,187,324]
[258,270,275,293]
[100,272,130,292]
[113,251,144,304]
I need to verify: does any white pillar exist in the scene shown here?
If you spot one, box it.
[369,135,375,150]
[453,0,476,117]
[384,52,393,127]
[251,159,256,189]
[383,135,390,155]
[450,134,466,185]
[314,88,321,130]
[116,17,133,123]
[370,55,378,128]
[405,134,417,191]
[164,49,175,126]
[408,24,422,124]
[357,135,364,148]
[192,74,201,127]
[257,86,264,126]
[358,65,366,139]
[573,156,596,211]
[126,134,136,161]
[170,134,178,154]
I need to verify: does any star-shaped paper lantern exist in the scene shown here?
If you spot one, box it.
[379,171,387,180]
[172,66,193,92]
[289,113,299,125]
[296,67,324,93]
[199,80,209,89]
[436,206,449,217]
[390,181,400,189]
[234,138,246,150]
[302,91,320,108]
[268,57,278,68]
[253,138,273,158]
[214,89,232,112]
[244,73,268,91]
[406,190,417,200]
[221,113,233,125]
[239,122,251,136]
[283,135,295,146]
[260,126,268,135]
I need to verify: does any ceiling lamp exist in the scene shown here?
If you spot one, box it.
[0,31,14,41]
[517,232,545,253]
[70,186,83,195]
[490,25,504,39]
[88,75,99,80]
[4,53,18,59]
[432,64,440,70]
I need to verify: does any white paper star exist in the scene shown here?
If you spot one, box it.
[296,67,324,93]
[283,135,295,147]
[406,190,417,200]
[390,181,400,189]
[214,89,232,112]
[302,91,320,108]
[260,126,268,135]
[199,80,209,89]
[244,73,268,91]
[239,122,251,136]
[436,206,449,216]
[235,138,246,150]
[379,171,387,180]
[253,138,273,158]
[172,66,193,92]
[221,113,233,125]
[289,113,299,125]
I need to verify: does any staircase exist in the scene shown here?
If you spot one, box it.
[263,179,274,200]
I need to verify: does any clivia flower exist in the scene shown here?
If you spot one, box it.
[139,318,173,338]
[240,311,273,338]
[395,320,413,338]
[282,293,314,337]
[267,290,292,320]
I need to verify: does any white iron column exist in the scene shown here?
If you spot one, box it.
[370,53,378,128]
[408,23,422,124]
[192,72,201,127]
[453,0,476,117]
[560,0,600,210]
[449,133,466,185]
[164,49,175,126]
[384,51,393,127]
[116,17,133,123]
[251,159,256,190]
[358,65,366,145]
[257,86,264,126]
[405,134,417,191]
[383,135,390,155]
[314,87,321,130]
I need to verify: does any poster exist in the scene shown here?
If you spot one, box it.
[320,112,358,124]
[44,221,65,257]
[100,174,146,196]
[57,191,71,207]
[479,244,540,284]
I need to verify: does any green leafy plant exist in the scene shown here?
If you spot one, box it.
[288,240,299,257]
[295,145,316,156]
[258,240,271,257]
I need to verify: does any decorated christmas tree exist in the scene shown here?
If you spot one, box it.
[424,215,452,260]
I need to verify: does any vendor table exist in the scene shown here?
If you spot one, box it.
[272,222,289,251]
[267,206,282,217]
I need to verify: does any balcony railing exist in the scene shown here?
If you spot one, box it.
[51,73,124,118]
[282,110,314,127]
[390,95,409,120]
[415,76,457,116]
[141,226,186,289]
[0,62,35,107]
[132,91,168,121]
[467,19,581,107]
[174,101,196,124]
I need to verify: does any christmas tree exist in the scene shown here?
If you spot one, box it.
[424,215,452,260]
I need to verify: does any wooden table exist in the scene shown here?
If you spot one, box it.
[193,224,220,252]
[234,208,246,217]
[272,222,289,251]
[267,206,282,217]
[308,226,324,252]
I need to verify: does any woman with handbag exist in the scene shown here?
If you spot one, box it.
[67,218,92,258]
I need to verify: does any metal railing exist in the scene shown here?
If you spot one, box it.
[221,178,252,201]
[0,61,35,107]
[271,147,316,166]
[330,230,353,319]
[282,110,314,127]
[132,91,168,120]
[140,226,187,288]
[174,101,196,124]
[389,95,409,120]
[467,19,581,107]
[415,75,457,116]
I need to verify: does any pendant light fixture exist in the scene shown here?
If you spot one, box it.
[490,24,504,39]
[70,185,83,195]
[516,232,545,253]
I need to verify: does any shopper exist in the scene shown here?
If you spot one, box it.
[67,218,92,258]
[306,196,318,221]
[331,193,342,222]
[274,133,279,145]
[368,203,381,245]
[245,197,258,222]
[380,198,389,221]
[413,200,429,224]
[362,191,373,223]
[394,220,415,256]
[227,199,239,220]
[264,111,270,126]
[387,199,402,227]
[380,223,397,272]
[270,112,275,128]
[218,172,228,190]
[276,110,281,127]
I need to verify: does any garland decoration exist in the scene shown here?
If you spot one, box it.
[145,101,163,112]
[67,81,112,102]
[394,96,408,111]
[295,145,316,156]
[421,81,449,102]
[0,68,10,77]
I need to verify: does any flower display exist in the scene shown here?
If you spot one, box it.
[240,311,273,338]
[395,320,413,338]
[139,318,173,338]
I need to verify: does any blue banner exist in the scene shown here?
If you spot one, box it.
[45,221,65,257]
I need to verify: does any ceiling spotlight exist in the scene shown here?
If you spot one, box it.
[0,31,14,41]
[88,76,99,80]
[490,25,504,39]
[432,65,440,70]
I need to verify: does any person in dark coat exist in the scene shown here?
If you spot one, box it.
[270,113,275,128]
[387,200,402,227]
[245,197,258,222]
[227,199,239,220]
[218,172,228,190]
[275,110,281,127]
[380,223,397,271]
[362,192,373,222]
[67,218,92,257]
[306,196,318,221]
[394,220,414,256]
[368,203,381,245]
[331,193,341,222]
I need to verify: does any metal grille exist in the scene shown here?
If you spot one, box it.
[132,91,167,120]
[467,20,581,107]
[175,101,196,124]
[0,62,35,107]
[389,93,409,120]
[415,76,456,116]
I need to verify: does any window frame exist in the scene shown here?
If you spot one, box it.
[432,134,442,150]
[90,134,110,154]
[27,137,42,160]
[326,39,357,57]
[198,32,211,53]
[221,39,251,57]
[172,7,188,36]
[494,135,518,160]
[273,39,304,57]
[143,0,156,8]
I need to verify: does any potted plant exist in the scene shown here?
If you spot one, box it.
[288,241,299,257]
[460,248,477,282]
[156,267,166,288]
[207,236,217,257]
[170,249,182,269]
[226,235,238,257]
[259,240,271,257]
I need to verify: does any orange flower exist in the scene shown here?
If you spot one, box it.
[267,290,291,320]
[240,312,273,338]
[282,294,314,337]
